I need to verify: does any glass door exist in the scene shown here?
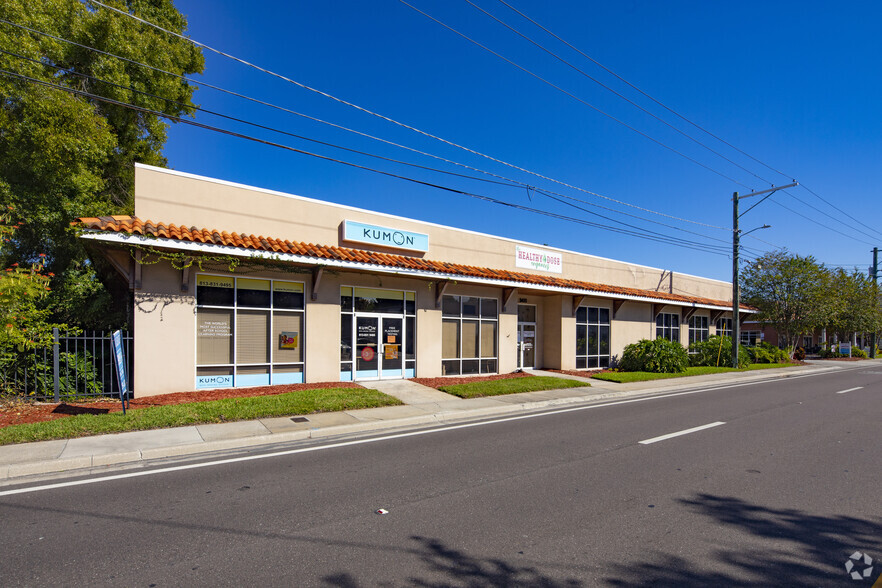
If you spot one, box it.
[355,316,380,379]
[517,323,536,369]
[355,315,405,380]
[517,304,536,369]
[381,317,403,378]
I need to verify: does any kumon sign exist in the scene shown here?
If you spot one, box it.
[515,245,563,274]
[343,220,429,252]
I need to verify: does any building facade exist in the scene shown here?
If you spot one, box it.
[81,164,752,397]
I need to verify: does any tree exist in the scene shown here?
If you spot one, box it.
[0,0,203,327]
[825,267,882,344]
[740,251,833,356]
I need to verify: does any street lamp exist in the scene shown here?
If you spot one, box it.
[732,183,797,368]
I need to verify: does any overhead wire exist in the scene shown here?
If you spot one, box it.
[768,199,876,247]
[463,0,774,186]
[2,68,739,256]
[779,188,882,242]
[491,0,882,242]
[9,45,751,251]
[0,27,744,248]
[397,0,750,188]
[0,48,524,189]
[78,1,739,232]
[0,15,761,254]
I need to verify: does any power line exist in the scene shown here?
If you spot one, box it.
[0,31,742,247]
[76,2,738,232]
[7,46,746,250]
[491,1,882,245]
[2,68,738,257]
[768,198,877,247]
[493,0,794,182]
[780,188,882,242]
[38,4,874,250]
[0,48,524,190]
[799,183,882,240]
[463,0,775,187]
[398,0,751,188]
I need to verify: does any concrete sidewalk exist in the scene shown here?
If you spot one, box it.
[0,361,862,482]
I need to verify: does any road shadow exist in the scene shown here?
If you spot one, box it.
[323,535,583,587]
[602,493,882,586]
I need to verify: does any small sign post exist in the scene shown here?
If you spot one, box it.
[111,330,129,414]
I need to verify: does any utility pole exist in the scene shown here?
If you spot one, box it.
[732,183,798,368]
[872,247,879,358]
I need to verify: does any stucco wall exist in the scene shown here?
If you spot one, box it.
[134,164,732,303]
[133,263,196,396]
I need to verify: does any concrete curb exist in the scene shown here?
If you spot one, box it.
[0,361,861,483]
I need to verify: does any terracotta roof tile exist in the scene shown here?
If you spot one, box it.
[76,216,753,311]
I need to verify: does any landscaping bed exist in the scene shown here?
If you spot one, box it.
[0,381,366,429]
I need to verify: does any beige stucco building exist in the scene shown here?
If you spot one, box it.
[80,164,751,397]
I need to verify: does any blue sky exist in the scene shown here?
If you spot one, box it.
[160,1,882,282]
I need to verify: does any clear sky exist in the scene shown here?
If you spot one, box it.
[159,0,882,283]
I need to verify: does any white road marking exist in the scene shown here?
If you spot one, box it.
[639,421,726,445]
[836,387,864,394]
[0,367,867,497]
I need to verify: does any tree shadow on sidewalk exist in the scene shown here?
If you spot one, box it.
[602,493,882,587]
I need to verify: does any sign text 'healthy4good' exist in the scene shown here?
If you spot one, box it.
[343,220,429,252]
[516,245,562,273]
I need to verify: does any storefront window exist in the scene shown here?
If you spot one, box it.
[575,306,611,369]
[688,315,709,349]
[195,275,304,388]
[656,313,680,342]
[716,318,733,337]
[442,295,498,375]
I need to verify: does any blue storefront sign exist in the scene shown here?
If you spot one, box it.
[343,220,429,252]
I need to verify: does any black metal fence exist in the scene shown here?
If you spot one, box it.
[0,330,133,401]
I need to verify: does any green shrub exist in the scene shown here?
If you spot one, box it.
[748,342,790,364]
[620,338,689,373]
[820,345,866,358]
[689,335,750,368]
[792,347,806,361]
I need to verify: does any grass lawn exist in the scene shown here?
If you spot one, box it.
[591,363,799,383]
[438,376,588,399]
[0,387,401,446]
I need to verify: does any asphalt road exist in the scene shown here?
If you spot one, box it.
[1,365,880,587]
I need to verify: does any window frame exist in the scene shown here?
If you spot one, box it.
[688,315,709,349]
[575,305,611,369]
[195,273,305,389]
[442,294,499,376]
[655,312,680,342]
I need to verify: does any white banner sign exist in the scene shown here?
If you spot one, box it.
[515,245,562,273]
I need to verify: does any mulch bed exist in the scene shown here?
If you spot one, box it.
[411,371,533,389]
[0,381,364,429]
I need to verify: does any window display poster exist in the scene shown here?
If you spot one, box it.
[280,331,299,350]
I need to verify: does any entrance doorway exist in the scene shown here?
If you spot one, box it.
[517,304,536,369]
[355,315,404,380]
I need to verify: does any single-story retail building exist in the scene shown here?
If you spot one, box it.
[79,164,754,397]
